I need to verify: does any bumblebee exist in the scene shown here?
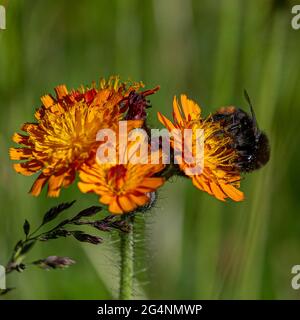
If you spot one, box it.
[212,90,270,172]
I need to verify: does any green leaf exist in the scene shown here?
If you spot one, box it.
[23,219,30,236]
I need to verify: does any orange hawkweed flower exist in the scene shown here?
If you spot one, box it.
[78,160,165,214]
[158,95,244,202]
[10,77,143,197]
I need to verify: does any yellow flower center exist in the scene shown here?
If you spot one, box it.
[33,103,117,168]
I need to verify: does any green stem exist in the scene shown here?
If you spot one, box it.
[119,216,134,300]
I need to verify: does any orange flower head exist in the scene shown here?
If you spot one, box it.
[78,158,164,214]
[10,76,143,197]
[158,94,244,202]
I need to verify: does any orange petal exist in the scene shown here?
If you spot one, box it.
[12,133,30,146]
[21,123,38,133]
[118,195,137,213]
[78,182,95,193]
[172,96,184,125]
[13,161,43,176]
[93,89,111,105]
[220,183,244,202]
[157,112,175,132]
[140,177,164,190]
[30,173,48,196]
[210,181,226,201]
[79,170,102,184]
[34,108,44,120]
[192,176,205,192]
[192,176,213,195]
[180,95,201,121]
[41,94,54,108]
[47,174,65,197]
[129,193,149,207]
[55,85,68,99]
[9,148,33,160]
[100,194,114,205]
[62,170,76,187]
[50,103,65,114]
[109,199,123,214]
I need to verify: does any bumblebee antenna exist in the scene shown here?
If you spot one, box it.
[244,89,259,135]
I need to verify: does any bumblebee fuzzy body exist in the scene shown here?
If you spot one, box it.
[212,106,270,173]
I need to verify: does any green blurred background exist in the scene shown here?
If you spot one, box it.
[1,0,300,299]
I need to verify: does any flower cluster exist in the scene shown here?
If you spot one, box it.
[10,76,270,214]
[10,77,164,213]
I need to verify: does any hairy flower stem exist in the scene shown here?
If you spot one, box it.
[119,215,134,300]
